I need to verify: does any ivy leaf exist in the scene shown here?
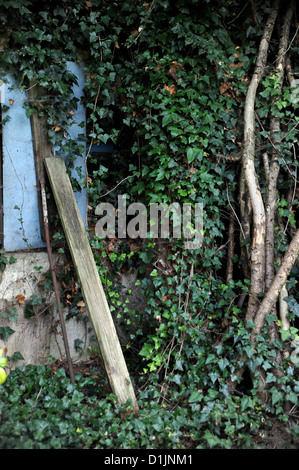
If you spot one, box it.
[284,296,299,317]
[188,390,203,403]
[186,147,202,163]
[162,114,172,127]
[206,354,216,364]
[139,251,154,264]
[240,395,254,411]
[204,430,220,448]
[0,326,15,340]
[10,351,24,361]
[139,343,153,358]
[270,387,283,405]
[210,371,219,383]
[266,372,277,383]
[30,420,49,441]
[286,391,298,405]
[173,374,181,385]
[218,358,229,371]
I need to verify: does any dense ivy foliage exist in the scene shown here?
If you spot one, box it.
[0,364,268,449]
[0,0,298,449]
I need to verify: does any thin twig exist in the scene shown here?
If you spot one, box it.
[227,1,249,25]
[34,387,43,403]
[226,185,247,242]
[275,25,299,64]
[98,175,133,198]
[283,147,297,235]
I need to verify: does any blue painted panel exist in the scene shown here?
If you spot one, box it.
[2,75,45,251]
[57,61,87,227]
[1,62,87,251]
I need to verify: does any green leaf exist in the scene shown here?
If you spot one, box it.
[210,371,219,383]
[218,358,229,371]
[204,430,220,448]
[186,147,202,163]
[188,390,203,403]
[0,326,15,340]
[240,395,254,411]
[280,329,291,341]
[270,387,283,405]
[206,354,216,364]
[162,114,172,127]
[286,391,298,405]
[173,374,181,385]
[139,343,153,358]
[31,420,49,441]
[10,351,24,361]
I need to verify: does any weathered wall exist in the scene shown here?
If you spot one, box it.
[0,61,93,370]
[0,251,97,372]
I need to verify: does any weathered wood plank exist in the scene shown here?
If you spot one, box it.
[28,81,53,240]
[44,157,139,414]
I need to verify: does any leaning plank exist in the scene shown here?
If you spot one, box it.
[44,157,139,415]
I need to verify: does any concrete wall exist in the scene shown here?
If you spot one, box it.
[0,251,144,372]
[0,251,97,371]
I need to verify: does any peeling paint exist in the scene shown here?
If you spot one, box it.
[1,62,87,251]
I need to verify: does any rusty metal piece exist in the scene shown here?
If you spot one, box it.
[40,169,75,383]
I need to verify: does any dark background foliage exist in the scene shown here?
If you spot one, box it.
[0,0,298,449]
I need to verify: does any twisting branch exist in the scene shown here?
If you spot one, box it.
[254,227,299,335]
[265,0,294,292]
[242,0,280,321]
[264,1,294,361]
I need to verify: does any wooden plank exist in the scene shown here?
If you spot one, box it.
[28,81,53,240]
[44,157,139,414]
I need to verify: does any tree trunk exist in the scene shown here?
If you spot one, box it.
[264,1,294,375]
[265,1,294,290]
[239,168,251,280]
[254,227,299,335]
[242,0,280,321]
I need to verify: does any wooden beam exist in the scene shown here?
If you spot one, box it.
[28,81,53,240]
[44,157,139,415]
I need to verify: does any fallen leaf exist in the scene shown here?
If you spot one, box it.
[164,84,176,95]
[86,1,93,7]
[220,82,229,95]
[154,65,164,72]
[16,294,25,304]
[9,99,14,105]
[229,62,244,68]
[234,46,241,58]
[167,61,183,82]
[76,300,86,308]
